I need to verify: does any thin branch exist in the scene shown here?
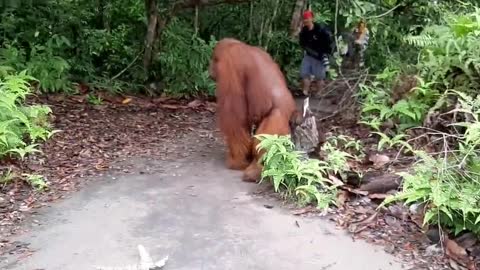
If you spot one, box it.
[317,71,368,122]
[366,4,402,19]
[111,50,143,81]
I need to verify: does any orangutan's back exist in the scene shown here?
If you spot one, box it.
[243,44,297,124]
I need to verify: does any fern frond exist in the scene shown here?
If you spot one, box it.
[403,34,435,47]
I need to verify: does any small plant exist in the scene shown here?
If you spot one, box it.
[22,173,48,191]
[320,135,365,180]
[256,134,338,210]
[358,71,435,132]
[0,168,16,187]
[87,93,103,105]
[373,132,413,153]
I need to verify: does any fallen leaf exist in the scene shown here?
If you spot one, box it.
[122,98,132,104]
[152,96,170,104]
[205,102,217,113]
[446,238,468,258]
[336,190,349,207]
[327,174,344,186]
[455,233,479,250]
[71,94,87,103]
[348,212,378,233]
[291,207,316,215]
[445,238,472,269]
[187,99,203,108]
[368,193,389,199]
[403,242,414,250]
[160,104,187,110]
[340,186,369,196]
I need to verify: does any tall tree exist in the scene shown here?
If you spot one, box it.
[289,0,306,37]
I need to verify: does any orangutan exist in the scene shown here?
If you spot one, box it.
[209,38,299,182]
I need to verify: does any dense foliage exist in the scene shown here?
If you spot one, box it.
[1,0,463,95]
[368,7,480,236]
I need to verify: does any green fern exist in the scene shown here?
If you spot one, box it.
[0,68,57,160]
[403,34,435,48]
[255,134,336,209]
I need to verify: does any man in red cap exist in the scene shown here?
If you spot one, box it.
[299,10,333,96]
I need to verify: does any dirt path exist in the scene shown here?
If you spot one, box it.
[0,134,404,270]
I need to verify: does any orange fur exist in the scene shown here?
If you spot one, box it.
[209,38,297,182]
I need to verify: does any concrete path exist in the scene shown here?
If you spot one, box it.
[1,153,404,270]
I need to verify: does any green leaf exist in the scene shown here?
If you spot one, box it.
[423,210,436,226]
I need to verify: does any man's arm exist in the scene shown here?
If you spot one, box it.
[320,26,334,55]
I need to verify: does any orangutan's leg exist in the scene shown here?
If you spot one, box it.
[242,109,291,182]
[225,131,252,171]
[242,139,264,182]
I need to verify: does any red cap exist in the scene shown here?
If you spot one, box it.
[303,10,313,20]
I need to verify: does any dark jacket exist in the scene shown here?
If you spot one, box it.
[299,22,333,60]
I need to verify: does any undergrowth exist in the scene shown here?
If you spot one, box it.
[256,134,364,210]
[363,8,480,236]
[0,67,57,161]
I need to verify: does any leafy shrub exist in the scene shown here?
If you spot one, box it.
[404,10,480,94]
[159,19,217,97]
[266,32,303,87]
[320,135,365,179]
[26,36,73,93]
[0,68,56,159]
[0,36,73,93]
[358,68,439,132]
[384,151,480,236]
[361,9,480,237]
[382,87,480,236]
[256,134,338,209]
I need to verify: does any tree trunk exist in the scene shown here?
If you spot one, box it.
[289,0,305,37]
[143,0,159,74]
[248,0,254,41]
[264,0,280,50]
[97,0,110,31]
[194,4,199,35]
[291,98,320,156]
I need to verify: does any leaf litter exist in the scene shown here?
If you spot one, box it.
[0,94,217,257]
[1,93,479,269]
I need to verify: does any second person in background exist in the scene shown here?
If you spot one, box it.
[299,10,333,97]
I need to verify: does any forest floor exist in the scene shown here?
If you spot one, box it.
[0,92,461,269]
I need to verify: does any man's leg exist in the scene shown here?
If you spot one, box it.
[312,56,327,95]
[300,55,312,96]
